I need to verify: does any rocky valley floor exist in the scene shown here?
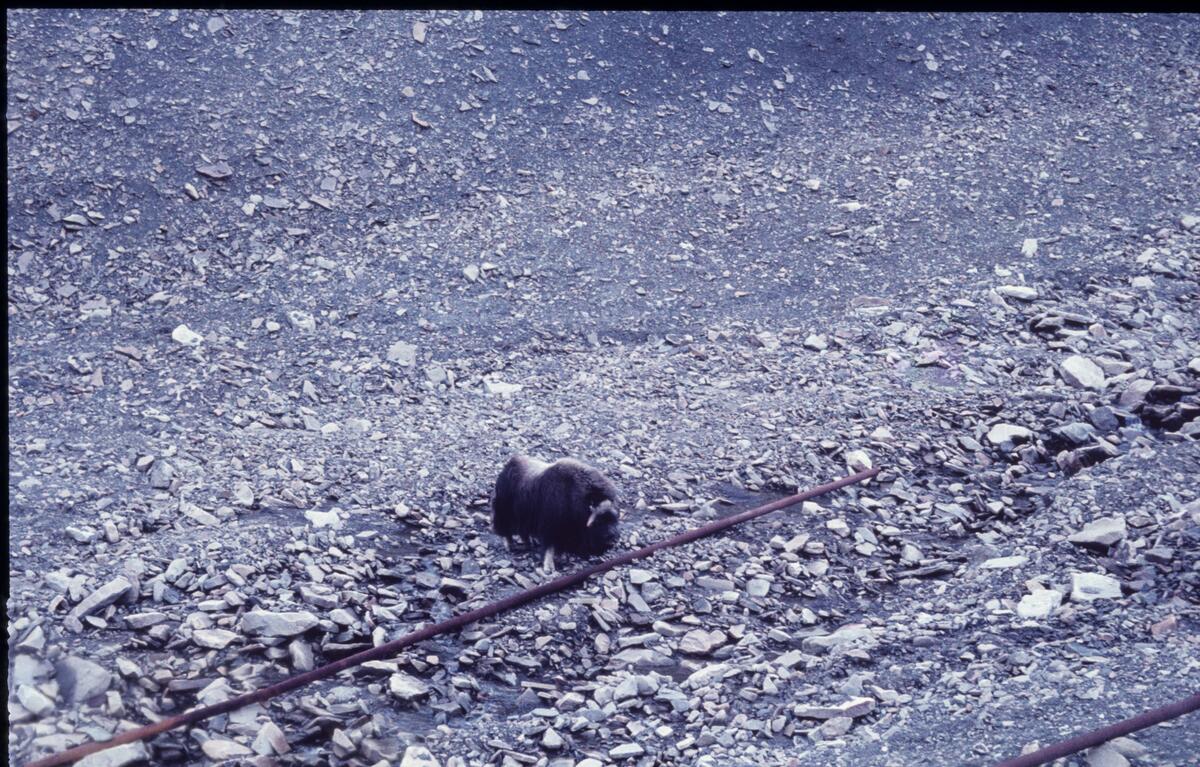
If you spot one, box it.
[7,10,1200,767]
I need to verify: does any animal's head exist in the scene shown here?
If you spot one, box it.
[584,498,620,553]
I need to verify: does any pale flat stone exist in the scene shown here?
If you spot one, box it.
[55,656,112,703]
[794,696,876,720]
[400,745,441,767]
[981,555,1029,570]
[802,624,878,653]
[1061,355,1107,390]
[483,379,522,395]
[240,609,319,637]
[998,285,1038,301]
[1072,572,1122,601]
[1068,517,1127,548]
[988,423,1033,445]
[76,742,150,767]
[193,628,239,650]
[171,323,203,346]
[1017,589,1063,619]
[389,672,430,702]
[201,739,254,760]
[69,576,133,619]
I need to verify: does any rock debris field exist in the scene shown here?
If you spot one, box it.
[6,10,1200,767]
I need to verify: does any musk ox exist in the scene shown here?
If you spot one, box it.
[491,454,620,572]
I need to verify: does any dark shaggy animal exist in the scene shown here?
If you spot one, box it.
[492,455,620,572]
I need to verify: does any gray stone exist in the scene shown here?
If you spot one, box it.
[1119,379,1155,409]
[201,740,254,760]
[287,310,316,331]
[1089,406,1119,433]
[69,576,133,619]
[678,628,726,655]
[193,628,239,649]
[483,379,522,395]
[17,684,56,717]
[802,624,878,653]
[1061,355,1107,390]
[813,716,854,740]
[148,461,174,489]
[1086,743,1130,767]
[793,696,875,720]
[684,662,730,688]
[425,364,447,385]
[1072,572,1122,601]
[1068,517,1126,549]
[240,609,319,637]
[56,656,112,703]
[1054,422,1096,445]
[610,647,674,669]
[75,741,150,767]
[387,341,417,366]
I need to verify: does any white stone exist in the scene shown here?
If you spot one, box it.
[17,684,56,716]
[483,379,522,395]
[240,609,319,637]
[287,310,316,331]
[304,508,342,529]
[997,285,1038,301]
[981,555,1028,570]
[194,628,239,649]
[609,743,645,759]
[69,576,133,619]
[802,624,877,653]
[844,450,872,471]
[1061,355,1107,390]
[387,341,417,366]
[389,672,431,701]
[803,333,828,351]
[1017,589,1063,619]
[1072,572,1122,601]
[76,742,150,767]
[1021,238,1039,257]
[171,323,203,345]
[684,662,730,688]
[202,740,254,760]
[987,423,1033,446]
[400,746,440,767]
[679,629,726,655]
[794,696,876,719]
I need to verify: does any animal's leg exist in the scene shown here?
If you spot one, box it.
[542,546,557,575]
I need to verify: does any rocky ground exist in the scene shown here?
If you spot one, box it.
[6,10,1200,767]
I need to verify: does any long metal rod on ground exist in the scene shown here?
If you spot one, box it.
[26,467,881,767]
[992,690,1200,767]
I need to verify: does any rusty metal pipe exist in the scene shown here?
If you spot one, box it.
[25,467,880,767]
[992,690,1200,767]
